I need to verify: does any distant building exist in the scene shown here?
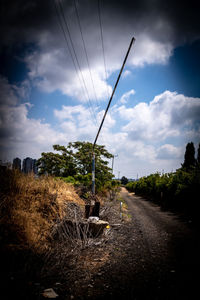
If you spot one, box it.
[23,157,32,173]
[13,157,21,171]
[32,159,38,175]
[22,157,38,174]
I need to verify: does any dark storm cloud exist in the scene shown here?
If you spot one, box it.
[1,0,200,49]
[106,0,200,38]
[0,0,55,46]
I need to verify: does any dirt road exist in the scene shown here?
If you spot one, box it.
[113,187,200,299]
[76,188,200,300]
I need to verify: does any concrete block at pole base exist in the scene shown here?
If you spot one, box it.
[52,219,109,239]
[88,220,109,237]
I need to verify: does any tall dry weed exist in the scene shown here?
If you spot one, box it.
[0,168,84,253]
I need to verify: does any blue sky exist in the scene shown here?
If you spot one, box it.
[0,0,200,178]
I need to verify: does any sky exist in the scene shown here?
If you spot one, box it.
[0,0,200,178]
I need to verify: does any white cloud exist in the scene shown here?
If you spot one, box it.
[26,49,112,103]
[157,144,182,160]
[118,90,200,142]
[0,75,24,105]
[130,34,173,67]
[54,105,88,121]
[119,89,135,104]
[97,110,116,128]
[55,105,97,141]
[0,78,68,160]
[0,102,67,160]
[122,70,132,78]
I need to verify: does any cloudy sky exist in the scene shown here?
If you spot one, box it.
[0,0,200,178]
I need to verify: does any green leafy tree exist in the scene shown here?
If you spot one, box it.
[37,145,76,176]
[182,142,196,170]
[37,141,113,189]
[121,176,128,185]
[68,141,113,187]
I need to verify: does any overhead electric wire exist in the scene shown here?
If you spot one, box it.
[73,0,100,109]
[58,0,98,127]
[54,0,98,127]
[54,2,79,80]
[97,0,110,102]
[54,0,96,126]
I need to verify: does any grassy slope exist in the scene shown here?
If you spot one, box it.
[0,168,84,252]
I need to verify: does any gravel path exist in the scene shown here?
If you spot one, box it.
[114,188,200,300]
[71,188,200,300]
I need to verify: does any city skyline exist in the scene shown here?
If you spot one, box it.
[1,156,39,175]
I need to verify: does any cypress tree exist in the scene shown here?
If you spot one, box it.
[182,142,196,170]
[197,143,200,167]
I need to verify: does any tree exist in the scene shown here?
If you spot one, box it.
[37,141,113,187]
[68,141,113,187]
[197,143,200,167]
[182,142,196,170]
[37,145,76,176]
[121,176,128,185]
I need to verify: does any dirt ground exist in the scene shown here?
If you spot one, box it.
[2,188,200,300]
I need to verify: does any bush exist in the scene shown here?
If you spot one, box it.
[126,168,200,220]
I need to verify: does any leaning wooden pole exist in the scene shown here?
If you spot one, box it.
[92,37,135,195]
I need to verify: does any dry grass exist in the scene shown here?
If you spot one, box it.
[0,168,84,253]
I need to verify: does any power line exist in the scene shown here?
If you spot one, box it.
[58,0,98,126]
[73,0,100,109]
[53,0,96,126]
[56,0,98,127]
[97,0,110,101]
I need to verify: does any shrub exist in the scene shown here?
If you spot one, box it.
[125,168,200,220]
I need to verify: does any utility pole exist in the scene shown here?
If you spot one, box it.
[112,154,118,173]
[118,171,120,180]
[92,152,95,194]
[92,37,135,195]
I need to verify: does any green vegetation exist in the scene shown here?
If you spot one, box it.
[126,142,200,221]
[121,176,128,185]
[37,141,114,193]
